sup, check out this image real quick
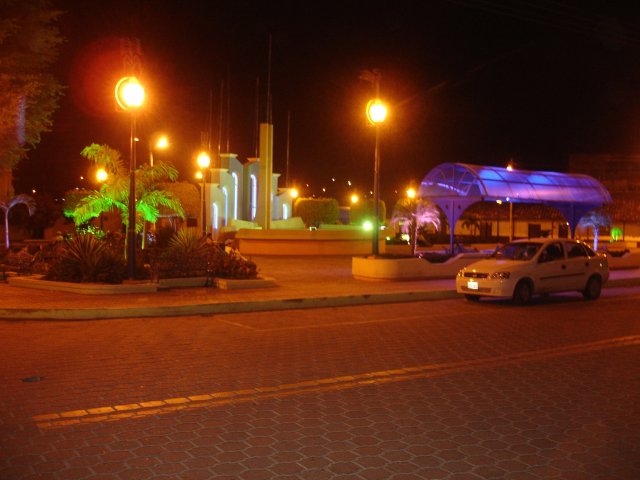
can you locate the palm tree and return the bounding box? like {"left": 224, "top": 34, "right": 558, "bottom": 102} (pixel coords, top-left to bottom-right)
{"left": 65, "top": 143, "right": 185, "bottom": 251}
{"left": 391, "top": 198, "right": 441, "bottom": 255}
{"left": 459, "top": 212, "right": 481, "bottom": 238}
{"left": 1, "top": 194, "right": 36, "bottom": 249}
{"left": 579, "top": 208, "right": 611, "bottom": 252}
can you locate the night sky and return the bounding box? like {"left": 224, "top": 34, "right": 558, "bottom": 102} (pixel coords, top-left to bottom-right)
{"left": 14, "top": 0, "right": 640, "bottom": 207}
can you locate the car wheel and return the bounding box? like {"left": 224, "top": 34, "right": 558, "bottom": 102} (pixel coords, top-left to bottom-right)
{"left": 512, "top": 280, "right": 533, "bottom": 305}
{"left": 582, "top": 275, "right": 602, "bottom": 300}
{"left": 464, "top": 294, "right": 481, "bottom": 302}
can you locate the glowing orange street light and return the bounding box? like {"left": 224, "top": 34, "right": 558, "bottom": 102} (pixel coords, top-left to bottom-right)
{"left": 96, "top": 168, "right": 108, "bottom": 183}
{"left": 115, "top": 76, "right": 145, "bottom": 279}
{"left": 366, "top": 98, "right": 388, "bottom": 256}
{"left": 351, "top": 193, "right": 360, "bottom": 204}
{"left": 149, "top": 135, "right": 169, "bottom": 166}
{"left": 197, "top": 151, "right": 211, "bottom": 235}
{"left": 290, "top": 187, "right": 299, "bottom": 199}
{"left": 406, "top": 187, "right": 416, "bottom": 199}
{"left": 366, "top": 99, "right": 388, "bottom": 125}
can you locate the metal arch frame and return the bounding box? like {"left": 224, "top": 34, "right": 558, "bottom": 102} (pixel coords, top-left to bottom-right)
{"left": 418, "top": 163, "right": 612, "bottom": 253}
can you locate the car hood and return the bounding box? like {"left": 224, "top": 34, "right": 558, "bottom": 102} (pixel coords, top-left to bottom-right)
{"left": 464, "top": 258, "right": 527, "bottom": 272}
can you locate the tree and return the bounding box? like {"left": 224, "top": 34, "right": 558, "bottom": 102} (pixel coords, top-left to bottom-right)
{"left": 0, "top": 0, "right": 64, "bottom": 200}
{"left": 1, "top": 193, "right": 35, "bottom": 248}
{"left": 391, "top": 198, "right": 440, "bottom": 255}
{"left": 459, "top": 212, "right": 481, "bottom": 237}
{"left": 579, "top": 208, "right": 611, "bottom": 252}
{"left": 65, "top": 144, "right": 186, "bottom": 251}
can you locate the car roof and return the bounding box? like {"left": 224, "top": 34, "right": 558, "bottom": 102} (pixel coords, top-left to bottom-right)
{"left": 510, "top": 238, "right": 586, "bottom": 246}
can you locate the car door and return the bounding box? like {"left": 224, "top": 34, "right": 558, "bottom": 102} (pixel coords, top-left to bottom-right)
{"left": 562, "top": 241, "right": 592, "bottom": 289}
{"left": 534, "top": 242, "right": 569, "bottom": 293}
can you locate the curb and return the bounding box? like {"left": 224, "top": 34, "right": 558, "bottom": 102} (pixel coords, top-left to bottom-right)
{"left": 0, "top": 290, "right": 460, "bottom": 321}
{"left": 1, "top": 276, "right": 638, "bottom": 321}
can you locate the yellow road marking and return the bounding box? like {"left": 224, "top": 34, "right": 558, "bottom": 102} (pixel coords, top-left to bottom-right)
{"left": 33, "top": 335, "right": 640, "bottom": 429}
{"left": 219, "top": 312, "right": 460, "bottom": 332}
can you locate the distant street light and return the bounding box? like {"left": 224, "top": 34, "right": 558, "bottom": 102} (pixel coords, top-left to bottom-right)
{"left": 197, "top": 151, "right": 211, "bottom": 236}
{"left": 96, "top": 168, "right": 108, "bottom": 183}
{"left": 406, "top": 187, "right": 416, "bottom": 199}
{"left": 115, "top": 76, "right": 145, "bottom": 279}
{"left": 366, "top": 98, "right": 388, "bottom": 256}
{"left": 149, "top": 135, "right": 169, "bottom": 167}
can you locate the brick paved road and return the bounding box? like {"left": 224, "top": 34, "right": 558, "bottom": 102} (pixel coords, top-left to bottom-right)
{"left": 1, "top": 289, "right": 639, "bottom": 479}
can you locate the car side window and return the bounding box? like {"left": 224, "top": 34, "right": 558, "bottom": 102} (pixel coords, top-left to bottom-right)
{"left": 539, "top": 243, "right": 564, "bottom": 263}
{"left": 567, "top": 243, "right": 588, "bottom": 258}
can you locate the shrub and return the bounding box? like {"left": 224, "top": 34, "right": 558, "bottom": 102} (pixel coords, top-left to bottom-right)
{"left": 293, "top": 198, "right": 339, "bottom": 228}
{"left": 153, "top": 228, "right": 209, "bottom": 278}
{"left": 3, "top": 247, "right": 35, "bottom": 274}
{"left": 208, "top": 247, "right": 258, "bottom": 279}
{"left": 44, "top": 234, "right": 127, "bottom": 283}
{"left": 349, "top": 199, "right": 386, "bottom": 226}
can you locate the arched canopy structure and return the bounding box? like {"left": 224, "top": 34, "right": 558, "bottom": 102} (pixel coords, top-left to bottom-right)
{"left": 418, "top": 163, "right": 612, "bottom": 252}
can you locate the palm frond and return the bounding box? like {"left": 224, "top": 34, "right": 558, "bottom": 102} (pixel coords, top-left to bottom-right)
{"left": 81, "top": 143, "right": 126, "bottom": 175}
{"left": 68, "top": 192, "right": 119, "bottom": 226}
{"left": 137, "top": 162, "right": 180, "bottom": 187}
{"left": 141, "top": 190, "right": 185, "bottom": 219}
{"left": 1, "top": 194, "right": 37, "bottom": 216}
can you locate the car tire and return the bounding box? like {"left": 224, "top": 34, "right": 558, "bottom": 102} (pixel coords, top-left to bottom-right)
{"left": 512, "top": 280, "right": 533, "bottom": 305}
{"left": 464, "top": 294, "right": 481, "bottom": 302}
{"left": 582, "top": 275, "right": 602, "bottom": 300}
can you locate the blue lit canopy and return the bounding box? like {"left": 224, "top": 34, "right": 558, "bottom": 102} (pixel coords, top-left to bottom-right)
{"left": 419, "top": 163, "right": 612, "bottom": 251}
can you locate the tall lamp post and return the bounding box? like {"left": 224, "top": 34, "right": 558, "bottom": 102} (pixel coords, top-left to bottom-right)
{"left": 366, "top": 98, "right": 388, "bottom": 256}
{"left": 197, "top": 151, "right": 211, "bottom": 236}
{"left": 96, "top": 168, "right": 108, "bottom": 231}
{"left": 115, "top": 76, "right": 145, "bottom": 279}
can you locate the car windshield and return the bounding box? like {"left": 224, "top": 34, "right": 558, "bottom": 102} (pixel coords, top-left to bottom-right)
{"left": 491, "top": 242, "right": 542, "bottom": 261}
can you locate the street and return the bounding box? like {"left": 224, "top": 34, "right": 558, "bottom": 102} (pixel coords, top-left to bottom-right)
{"left": 1, "top": 288, "right": 640, "bottom": 479}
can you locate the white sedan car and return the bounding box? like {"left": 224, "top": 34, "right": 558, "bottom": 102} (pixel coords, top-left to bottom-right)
{"left": 456, "top": 238, "right": 609, "bottom": 304}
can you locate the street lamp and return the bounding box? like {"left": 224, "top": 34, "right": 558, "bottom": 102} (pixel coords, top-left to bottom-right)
{"left": 115, "top": 76, "right": 144, "bottom": 280}
{"left": 197, "top": 151, "right": 211, "bottom": 236}
{"left": 496, "top": 199, "right": 502, "bottom": 241}
{"left": 149, "top": 135, "right": 169, "bottom": 166}
{"left": 366, "top": 98, "right": 388, "bottom": 256}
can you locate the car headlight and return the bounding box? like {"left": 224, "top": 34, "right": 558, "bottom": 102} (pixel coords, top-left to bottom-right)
{"left": 490, "top": 271, "right": 510, "bottom": 279}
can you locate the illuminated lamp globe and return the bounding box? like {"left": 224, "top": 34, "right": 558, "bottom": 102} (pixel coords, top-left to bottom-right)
{"left": 366, "top": 99, "right": 388, "bottom": 125}
{"left": 115, "top": 76, "right": 145, "bottom": 110}
{"left": 96, "top": 168, "right": 108, "bottom": 183}
{"left": 156, "top": 136, "right": 169, "bottom": 150}
{"left": 290, "top": 188, "right": 299, "bottom": 199}
{"left": 197, "top": 151, "right": 211, "bottom": 170}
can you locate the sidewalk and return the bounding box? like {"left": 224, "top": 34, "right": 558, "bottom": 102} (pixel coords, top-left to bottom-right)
{"left": 1, "top": 256, "right": 639, "bottom": 320}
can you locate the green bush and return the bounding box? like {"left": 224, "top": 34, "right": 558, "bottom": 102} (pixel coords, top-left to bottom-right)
{"left": 349, "top": 199, "right": 386, "bottom": 226}
{"left": 293, "top": 197, "right": 339, "bottom": 227}
{"left": 44, "top": 234, "right": 127, "bottom": 283}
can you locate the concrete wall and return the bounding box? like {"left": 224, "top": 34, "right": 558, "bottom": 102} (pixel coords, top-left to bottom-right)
{"left": 236, "top": 229, "right": 384, "bottom": 256}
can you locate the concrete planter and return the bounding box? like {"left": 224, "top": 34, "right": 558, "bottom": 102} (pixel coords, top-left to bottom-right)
{"left": 158, "top": 276, "right": 208, "bottom": 288}
{"left": 8, "top": 275, "right": 158, "bottom": 294}
{"left": 352, "top": 253, "right": 488, "bottom": 281}
{"left": 214, "top": 276, "right": 277, "bottom": 290}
